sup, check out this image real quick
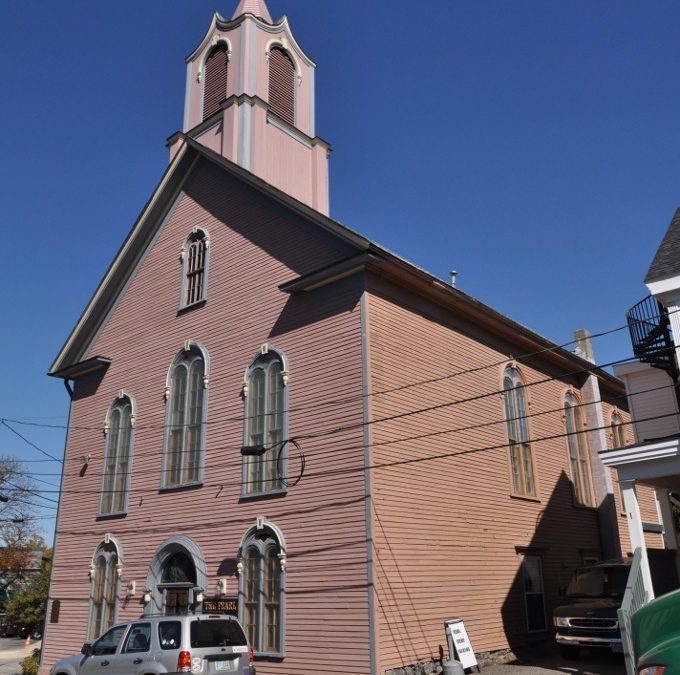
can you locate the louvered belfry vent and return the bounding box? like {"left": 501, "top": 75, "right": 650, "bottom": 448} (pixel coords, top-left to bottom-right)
{"left": 268, "top": 47, "right": 295, "bottom": 126}
{"left": 203, "top": 45, "right": 229, "bottom": 121}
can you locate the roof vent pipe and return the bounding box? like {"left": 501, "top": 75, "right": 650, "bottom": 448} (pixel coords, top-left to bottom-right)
{"left": 450, "top": 271, "right": 458, "bottom": 288}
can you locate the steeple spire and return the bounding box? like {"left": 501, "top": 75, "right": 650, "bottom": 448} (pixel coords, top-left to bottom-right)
{"left": 232, "top": 0, "right": 272, "bottom": 23}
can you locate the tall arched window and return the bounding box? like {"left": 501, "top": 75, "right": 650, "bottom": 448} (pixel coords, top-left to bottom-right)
{"left": 502, "top": 366, "right": 535, "bottom": 497}
{"left": 203, "top": 44, "right": 229, "bottom": 120}
{"left": 89, "top": 541, "right": 120, "bottom": 640}
{"left": 564, "top": 392, "right": 594, "bottom": 506}
{"left": 239, "top": 527, "right": 284, "bottom": 657}
{"left": 268, "top": 47, "right": 295, "bottom": 126}
{"left": 611, "top": 412, "right": 626, "bottom": 449}
{"left": 100, "top": 395, "right": 134, "bottom": 515}
{"left": 243, "top": 349, "right": 287, "bottom": 496}
{"left": 180, "top": 229, "right": 209, "bottom": 308}
{"left": 163, "top": 344, "right": 208, "bottom": 488}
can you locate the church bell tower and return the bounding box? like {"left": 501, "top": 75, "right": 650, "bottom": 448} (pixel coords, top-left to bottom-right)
{"left": 170, "top": 0, "right": 330, "bottom": 215}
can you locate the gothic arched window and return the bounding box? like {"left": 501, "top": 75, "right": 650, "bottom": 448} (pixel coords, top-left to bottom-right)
{"left": 240, "top": 528, "right": 284, "bottom": 656}
{"left": 268, "top": 47, "right": 295, "bottom": 126}
{"left": 243, "top": 349, "right": 287, "bottom": 496}
{"left": 502, "top": 366, "right": 535, "bottom": 497}
{"left": 100, "top": 394, "right": 134, "bottom": 515}
{"left": 180, "top": 229, "right": 209, "bottom": 308}
{"left": 611, "top": 412, "right": 626, "bottom": 449}
{"left": 163, "top": 344, "right": 208, "bottom": 488}
{"left": 564, "top": 392, "right": 594, "bottom": 506}
{"left": 203, "top": 44, "right": 229, "bottom": 120}
{"left": 89, "top": 541, "right": 120, "bottom": 641}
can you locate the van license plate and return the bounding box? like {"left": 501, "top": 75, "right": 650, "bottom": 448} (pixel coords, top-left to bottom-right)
{"left": 214, "top": 661, "right": 236, "bottom": 672}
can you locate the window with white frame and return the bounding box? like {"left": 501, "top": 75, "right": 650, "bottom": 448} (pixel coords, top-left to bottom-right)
{"left": 611, "top": 412, "right": 626, "bottom": 449}
{"left": 564, "top": 392, "right": 594, "bottom": 506}
{"left": 100, "top": 395, "right": 134, "bottom": 515}
{"left": 243, "top": 350, "right": 287, "bottom": 496}
{"left": 521, "top": 554, "right": 546, "bottom": 631}
{"left": 163, "top": 345, "right": 208, "bottom": 488}
{"left": 180, "top": 230, "right": 209, "bottom": 308}
{"left": 240, "top": 528, "right": 284, "bottom": 656}
{"left": 502, "top": 365, "right": 536, "bottom": 497}
{"left": 89, "top": 541, "right": 119, "bottom": 641}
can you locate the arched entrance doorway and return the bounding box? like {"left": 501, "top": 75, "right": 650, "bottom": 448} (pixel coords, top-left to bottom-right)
{"left": 145, "top": 536, "right": 208, "bottom": 615}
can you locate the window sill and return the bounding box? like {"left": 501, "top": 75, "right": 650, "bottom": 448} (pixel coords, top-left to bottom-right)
{"left": 239, "top": 488, "right": 287, "bottom": 502}
{"left": 96, "top": 511, "right": 127, "bottom": 521}
{"left": 160, "top": 482, "right": 203, "bottom": 494}
{"left": 177, "top": 299, "right": 207, "bottom": 315}
{"left": 510, "top": 493, "right": 541, "bottom": 504}
{"left": 253, "top": 652, "right": 284, "bottom": 661}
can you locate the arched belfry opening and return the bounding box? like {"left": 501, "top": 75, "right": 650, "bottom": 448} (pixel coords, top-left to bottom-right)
{"left": 203, "top": 44, "right": 229, "bottom": 120}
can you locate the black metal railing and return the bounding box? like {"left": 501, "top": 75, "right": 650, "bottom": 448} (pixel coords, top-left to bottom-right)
{"left": 626, "top": 295, "right": 675, "bottom": 371}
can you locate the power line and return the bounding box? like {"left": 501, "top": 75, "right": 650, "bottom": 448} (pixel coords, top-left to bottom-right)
{"left": 4, "top": 350, "right": 676, "bottom": 484}
{"left": 0, "top": 419, "right": 63, "bottom": 463}
{"left": 0, "top": 315, "right": 641, "bottom": 434}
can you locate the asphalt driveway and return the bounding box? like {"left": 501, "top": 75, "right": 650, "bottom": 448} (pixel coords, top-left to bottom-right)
{"left": 483, "top": 646, "right": 625, "bottom": 675}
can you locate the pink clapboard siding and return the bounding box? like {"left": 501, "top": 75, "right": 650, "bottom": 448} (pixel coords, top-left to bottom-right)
{"left": 44, "top": 159, "right": 372, "bottom": 675}
{"left": 362, "top": 276, "right": 618, "bottom": 672}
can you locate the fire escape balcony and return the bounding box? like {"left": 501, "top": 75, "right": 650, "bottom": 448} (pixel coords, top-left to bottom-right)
{"left": 626, "top": 295, "right": 677, "bottom": 378}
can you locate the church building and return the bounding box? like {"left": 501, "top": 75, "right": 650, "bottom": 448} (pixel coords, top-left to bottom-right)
{"left": 42, "top": 2, "right": 662, "bottom": 673}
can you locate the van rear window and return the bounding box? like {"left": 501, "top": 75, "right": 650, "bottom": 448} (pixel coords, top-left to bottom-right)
{"left": 190, "top": 619, "right": 247, "bottom": 648}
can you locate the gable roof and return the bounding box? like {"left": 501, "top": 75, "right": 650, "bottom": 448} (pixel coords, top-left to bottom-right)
{"left": 49, "top": 136, "right": 625, "bottom": 397}
{"left": 645, "top": 207, "right": 680, "bottom": 285}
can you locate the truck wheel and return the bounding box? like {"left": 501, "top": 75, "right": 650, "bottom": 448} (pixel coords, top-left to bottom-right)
{"left": 559, "top": 645, "right": 580, "bottom": 659}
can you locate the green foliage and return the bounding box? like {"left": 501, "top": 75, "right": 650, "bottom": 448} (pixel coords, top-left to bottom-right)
{"left": 6, "top": 551, "right": 51, "bottom": 633}
{"left": 21, "top": 648, "right": 40, "bottom": 675}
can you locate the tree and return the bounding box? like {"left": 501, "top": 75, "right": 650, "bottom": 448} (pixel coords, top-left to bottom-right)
{"left": 0, "top": 457, "right": 45, "bottom": 603}
{"left": 6, "top": 549, "right": 50, "bottom": 636}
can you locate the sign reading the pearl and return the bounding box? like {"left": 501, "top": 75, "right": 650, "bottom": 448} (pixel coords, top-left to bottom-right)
{"left": 202, "top": 597, "right": 238, "bottom": 615}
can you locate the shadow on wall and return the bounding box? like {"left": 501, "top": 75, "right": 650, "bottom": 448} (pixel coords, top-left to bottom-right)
{"left": 500, "top": 471, "right": 619, "bottom": 654}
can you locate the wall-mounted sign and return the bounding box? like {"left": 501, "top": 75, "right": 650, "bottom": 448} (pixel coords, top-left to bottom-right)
{"left": 202, "top": 597, "right": 238, "bottom": 616}
{"left": 444, "top": 617, "right": 478, "bottom": 670}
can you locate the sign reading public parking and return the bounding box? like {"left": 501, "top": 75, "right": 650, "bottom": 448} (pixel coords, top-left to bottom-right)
{"left": 444, "top": 617, "right": 478, "bottom": 670}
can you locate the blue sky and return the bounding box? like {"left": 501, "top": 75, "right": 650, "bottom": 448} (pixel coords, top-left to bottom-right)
{"left": 3, "top": 0, "right": 680, "bottom": 542}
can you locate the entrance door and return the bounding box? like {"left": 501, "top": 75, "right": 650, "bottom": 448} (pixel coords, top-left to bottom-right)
{"left": 164, "top": 588, "right": 190, "bottom": 615}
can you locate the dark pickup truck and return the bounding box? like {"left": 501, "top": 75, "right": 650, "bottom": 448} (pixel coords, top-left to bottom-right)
{"left": 553, "top": 559, "right": 631, "bottom": 658}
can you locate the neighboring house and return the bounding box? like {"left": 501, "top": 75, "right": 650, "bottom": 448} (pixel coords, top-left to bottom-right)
{"left": 0, "top": 548, "right": 43, "bottom": 610}
{"left": 603, "top": 209, "right": 680, "bottom": 600}
{"left": 41, "top": 2, "right": 659, "bottom": 674}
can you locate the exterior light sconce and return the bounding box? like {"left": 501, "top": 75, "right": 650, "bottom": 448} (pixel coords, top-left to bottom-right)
{"left": 143, "top": 589, "right": 152, "bottom": 604}
{"left": 103, "top": 420, "right": 110, "bottom": 436}
{"left": 241, "top": 382, "right": 248, "bottom": 397}
{"left": 130, "top": 414, "right": 136, "bottom": 428}
{"left": 195, "top": 589, "right": 204, "bottom": 605}
{"left": 278, "top": 552, "right": 287, "bottom": 572}
{"left": 116, "top": 563, "right": 123, "bottom": 579}
{"left": 216, "top": 578, "right": 227, "bottom": 596}
{"left": 281, "top": 370, "right": 290, "bottom": 387}
{"left": 126, "top": 581, "right": 136, "bottom": 597}
{"left": 203, "top": 375, "right": 209, "bottom": 389}
{"left": 164, "top": 386, "right": 171, "bottom": 401}
{"left": 236, "top": 559, "right": 244, "bottom": 576}
{"left": 88, "top": 563, "right": 95, "bottom": 580}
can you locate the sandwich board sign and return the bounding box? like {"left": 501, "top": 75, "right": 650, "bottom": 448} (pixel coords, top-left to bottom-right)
{"left": 444, "top": 617, "right": 478, "bottom": 670}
